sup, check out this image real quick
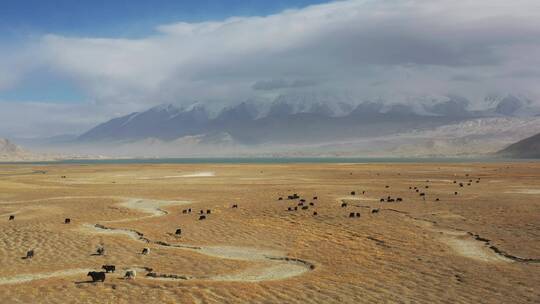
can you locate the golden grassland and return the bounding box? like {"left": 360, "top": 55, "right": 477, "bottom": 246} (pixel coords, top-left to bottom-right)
{"left": 0, "top": 162, "right": 539, "bottom": 303}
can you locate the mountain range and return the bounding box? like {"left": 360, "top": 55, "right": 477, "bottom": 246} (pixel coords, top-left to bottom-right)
{"left": 77, "top": 94, "right": 539, "bottom": 146}
{"left": 9, "top": 93, "right": 539, "bottom": 158}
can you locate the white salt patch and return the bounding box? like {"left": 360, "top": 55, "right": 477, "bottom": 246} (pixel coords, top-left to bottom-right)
{"left": 179, "top": 172, "right": 215, "bottom": 177}
{"left": 0, "top": 269, "right": 92, "bottom": 285}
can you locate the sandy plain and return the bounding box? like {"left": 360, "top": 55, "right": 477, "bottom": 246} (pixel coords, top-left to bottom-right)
{"left": 0, "top": 162, "right": 538, "bottom": 303}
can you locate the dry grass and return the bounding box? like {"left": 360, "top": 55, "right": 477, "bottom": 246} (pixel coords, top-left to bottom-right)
{"left": 0, "top": 163, "right": 539, "bottom": 303}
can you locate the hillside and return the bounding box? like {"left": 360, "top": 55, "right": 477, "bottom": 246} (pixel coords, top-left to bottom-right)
{"left": 498, "top": 132, "right": 540, "bottom": 158}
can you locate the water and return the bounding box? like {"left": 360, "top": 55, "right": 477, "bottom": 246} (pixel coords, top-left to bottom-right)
{"left": 2, "top": 156, "right": 535, "bottom": 165}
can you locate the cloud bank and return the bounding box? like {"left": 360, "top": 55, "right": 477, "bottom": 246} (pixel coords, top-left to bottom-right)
{"left": 1, "top": 0, "right": 540, "bottom": 137}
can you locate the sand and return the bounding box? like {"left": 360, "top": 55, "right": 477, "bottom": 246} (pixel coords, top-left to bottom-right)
{"left": 78, "top": 197, "right": 313, "bottom": 282}
{"left": 0, "top": 162, "right": 538, "bottom": 303}
{"left": 506, "top": 189, "right": 540, "bottom": 194}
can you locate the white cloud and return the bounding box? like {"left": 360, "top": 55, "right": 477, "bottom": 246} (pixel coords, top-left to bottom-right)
{"left": 2, "top": 0, "right": 540, "bottom": 137}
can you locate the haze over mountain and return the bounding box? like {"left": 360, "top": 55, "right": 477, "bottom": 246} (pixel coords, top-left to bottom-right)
{"left": 0, "top": 138, "right": 50, "bottom": 161}
{"left": 23, "top": 92, "right": 528, "bottom": 158}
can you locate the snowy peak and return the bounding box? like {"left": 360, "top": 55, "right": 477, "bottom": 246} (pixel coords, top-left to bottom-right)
{"left": 422, "top": 95, "right": 471, "bottom": 117}
{"left": 216, "top": 102, "right": 259, "bottom": 121}
{"left": 495, "top": 95, "right": 526, "bottom": 116}
{"left": 149, "top": 103, "right": 180, "bottom": 114}
{"left": 269, "top": 92, "right": 356, "bottom": 117}
{"left": 77, "top": 92, "right": 540, "bottom": 144}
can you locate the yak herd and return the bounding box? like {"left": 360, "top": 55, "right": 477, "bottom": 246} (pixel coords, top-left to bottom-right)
{"left": 282, "top": 173, "right": 481, "bottom": 221}
{"left": 6, "top": 172, "right": 481, "bottom": 283}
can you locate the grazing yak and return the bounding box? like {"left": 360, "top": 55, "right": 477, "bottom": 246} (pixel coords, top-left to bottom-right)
{"left": 101, "top": 265, "right": 115, "bottom": 273}
{"left": 372, "top": 208, "right": 380, "bottom": 214}
{"left": 64, "top": 218, "right": 71, "bottom": 224}
{"left": 349, "top": 212, "right": 355, "bottom": 218}
{"left": 182, "top": 209, "right": 187, "bottom": 214}
{"left": 380, "top": 198, "right": 385, "bottom": 202}
{"left": 356, "top": 212, "right": 361, "bottom": 217}
{"left": 96, "top": 247, "right": 105, "bottom": 256}
{"left": 142, "top": 248, "right": 150, "bottom": 255}
{"left": 301, "top": 206, "right": 308, "bottom": 210}
{"left": 232, "top": 204, "right": 238, "bottom": 208}
{"left": 288, "top": 194, "right": 300, "bottom": 200}
{"left": 199, "top": 215, "right": 206, "bottom": 220}
{"left": 206, "top": 209, "right": 211, "bottom": 214}
{"left": 313, "top": 196, "right": 318, "bottom": 200}
{"left": 175, "top": 228, "right": 182, "bottom": 236}
{"left": 309, "top": 202, "right": 314, "bottom": 206}
{"left": 341, "top": 202, "right": 348, "bottom": 208}
{"left": 124, "top": 270, "right": 136, "bottom": 279}
{"left": 200, "top": 210, "right": 204, "bottom": 214}
{"left": 278, "top": 197, "right": 283, "bottom": 201}
{"left": 396, "top": 198, "right": 403, "bottom": 202}
{"left": 87, "top": 271, "right": 106, "bottom": 282}
{"left": 350, "top": 191, "right": 356, "bottom": 196}
{"left": 26, "top": 250, "right": 34, "bottom": 259}
{"left": 313, "top": 211, "right": 318, "bottom": 216}
{"left": 9, "top": 215, "right": 14, "bottom": 220}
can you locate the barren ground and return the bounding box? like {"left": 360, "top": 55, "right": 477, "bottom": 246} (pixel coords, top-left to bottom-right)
{"left": 0, "top": 162, "right": 539, "bottom": 303}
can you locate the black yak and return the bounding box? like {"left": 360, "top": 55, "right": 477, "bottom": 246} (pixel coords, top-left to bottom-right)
{"left": 87, "top": 271, "right": 106, "bottom": 282}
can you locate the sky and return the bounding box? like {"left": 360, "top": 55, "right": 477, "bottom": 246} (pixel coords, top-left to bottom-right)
{"left": 1, "top": 0, "right": 540, "bottom": 138}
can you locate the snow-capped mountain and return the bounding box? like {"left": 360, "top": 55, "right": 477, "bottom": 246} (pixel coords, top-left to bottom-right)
{"left": 72, "top": 92, "right": 540, "bottom": 158}
{"left": 78, "top": 103, "right": 210, "bottom": 141}
{"left": 77, "top": 101, "right": 458, "bottom": 144}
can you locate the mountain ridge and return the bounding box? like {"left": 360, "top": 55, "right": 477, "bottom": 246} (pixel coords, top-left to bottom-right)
{"left": 77, "top": 93, "right": 539, "bottom": 145}
{"left": 497, "top": 132, "right": 540, "bottom": 158}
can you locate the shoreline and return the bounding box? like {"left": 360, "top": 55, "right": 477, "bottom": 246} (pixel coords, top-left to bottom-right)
{"left": 1, "top": 156, "right": 538, "bottom": 165}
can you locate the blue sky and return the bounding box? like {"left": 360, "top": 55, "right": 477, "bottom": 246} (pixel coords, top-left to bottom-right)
{"left": 0, "top": 0, "right": 329, "bottom": 38}
{"left": 0, "top": 0, "right": 330, "bottom": 103}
